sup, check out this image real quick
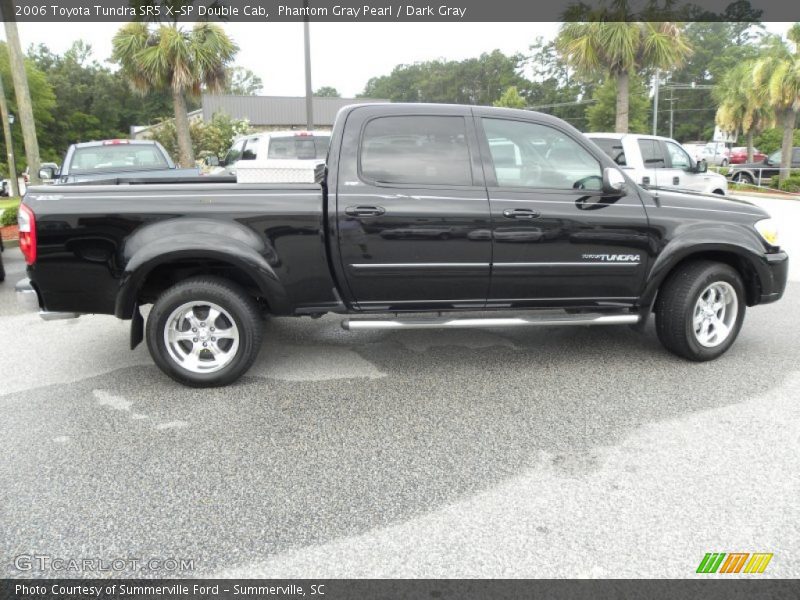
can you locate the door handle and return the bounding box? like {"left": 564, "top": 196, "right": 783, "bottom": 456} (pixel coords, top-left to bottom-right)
{"left": 345, "top": 205, "right": 386, "bottom": 217}
{"left": 673, "top": 176, "right": 680, "bottom": 185}
{"left": 502, "top": 208, "right": 541, "bottom": 220}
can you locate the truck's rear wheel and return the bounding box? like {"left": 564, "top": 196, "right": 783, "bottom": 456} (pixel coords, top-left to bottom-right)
{"left": 146, "top": 277, "right": 263, "bottom": 387}
{"left": 655, "top": 261, "right": 745, "bottom": 361}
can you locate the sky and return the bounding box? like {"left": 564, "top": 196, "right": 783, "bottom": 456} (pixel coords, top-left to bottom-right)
{"left": 4, "top": 21, "right": 792, "bottom": 98}
{"left": 8, "top": 22, "right": 559, "bottom": 96}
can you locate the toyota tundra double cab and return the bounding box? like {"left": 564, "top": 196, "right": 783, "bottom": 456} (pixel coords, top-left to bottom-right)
{"left": 16, "top": 104, "right": 788, "bottom": 387}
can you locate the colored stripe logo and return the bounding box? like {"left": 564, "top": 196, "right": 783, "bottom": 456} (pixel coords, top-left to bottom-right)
{"left": 697, "top": 553, "right": 773, "bottom": 574}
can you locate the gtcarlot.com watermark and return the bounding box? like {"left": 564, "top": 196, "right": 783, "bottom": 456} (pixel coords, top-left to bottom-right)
{"left": 14, "top": 554, "right": 195, "bottom": 573}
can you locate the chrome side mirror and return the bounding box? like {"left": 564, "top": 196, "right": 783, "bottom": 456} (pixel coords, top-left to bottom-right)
{"left": 602, "top": 167, "right": 626, "bottom": 194}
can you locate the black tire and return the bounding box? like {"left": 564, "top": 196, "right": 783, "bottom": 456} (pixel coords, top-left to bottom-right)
{"left": 0, "top": 252, "right": 5, "bottom": 283}
{"left": 655, "top": 261, "right": 745, "bottom": 361}
{"left": 146, "top": 276, "right": 263, "bottom": 387}
{"left": 733, "top": 172, "right": 753, "bottom": 185}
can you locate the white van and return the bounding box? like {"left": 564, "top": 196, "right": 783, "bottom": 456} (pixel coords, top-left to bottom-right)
{"left": 586, "top": 133, "right": 728, "bottom": 195}
{"left": 217, "top": 131, "right": 331, "bottom": 175}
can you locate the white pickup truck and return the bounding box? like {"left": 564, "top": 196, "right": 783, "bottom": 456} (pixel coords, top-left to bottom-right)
{"left": 586, "top": 133, "right": 728, "bottom": 196}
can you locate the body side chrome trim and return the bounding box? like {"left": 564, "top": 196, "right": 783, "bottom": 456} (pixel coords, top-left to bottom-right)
{"left": 350, "top": 262, "right": 490, "bottom": 269}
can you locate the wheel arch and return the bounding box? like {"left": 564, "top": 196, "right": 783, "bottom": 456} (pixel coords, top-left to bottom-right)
{"left": 115, "top": 220, "right": 291, "bottom": 320}
{"left": 642, "top": 244, "right": 766, "bottom": 313}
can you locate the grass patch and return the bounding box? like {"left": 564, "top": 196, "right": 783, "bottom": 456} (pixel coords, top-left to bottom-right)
{"left": 0, "top": 197, "right": 21, "bottom": 211}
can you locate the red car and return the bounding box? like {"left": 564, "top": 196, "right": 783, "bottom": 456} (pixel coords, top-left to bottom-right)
{"left": 728, "top": 146, "right": 767, "bottom": 164}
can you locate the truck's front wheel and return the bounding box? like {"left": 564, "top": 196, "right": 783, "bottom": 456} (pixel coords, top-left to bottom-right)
{"left": 146, "top": 277, "right": 263, "bottom": 387}
{"left": 655, "top": 261, "right": 745, "bottom": 361}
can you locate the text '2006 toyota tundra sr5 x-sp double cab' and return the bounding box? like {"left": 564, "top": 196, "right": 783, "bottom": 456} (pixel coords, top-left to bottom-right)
{"left": 16, "top": 104, "right": 788, "bottom": 387}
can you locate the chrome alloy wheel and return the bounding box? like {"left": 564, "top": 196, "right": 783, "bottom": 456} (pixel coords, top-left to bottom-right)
{"left": 692, "top": 281, "right": 738, "bottom": 348}
{"left": 163, "top": 301, "right": 240, "bottom": 373}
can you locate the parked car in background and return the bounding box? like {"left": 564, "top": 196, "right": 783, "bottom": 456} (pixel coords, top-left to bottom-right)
{"left": 728, "top": 147, "right": 800, "bottom": 185}
{"left": 728, "top": 147, "right": 767, "bottom": 165}
{"left": 212, "top": 130, "right": 331, "bottom": 175}
{"left": 586, "top": 133, "right": 728, "bottom": 195}
{"left": 682, "top": 141, "right": 707, "bottom": 162}
{"left": 40, "top": 140, "right": 199, "bottom": 184}
{"left": 702, "top": 141, "right": 731, "bottom": 167}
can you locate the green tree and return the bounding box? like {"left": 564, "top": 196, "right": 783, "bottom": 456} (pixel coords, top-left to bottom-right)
{"left": 754, "top": 127, "right": 800, "bottom": 155}
{"left": 521, "top": 37, "right": 594, "bottom": 130}
{"left": 224, "top": 66, "right": 263, "bottom": 95}
{"left": 0, "top": 42, "right": 55, "bottom": 174}
{"left": 29, "top": 42, "right": 177, "bottom": 160}
{"left": 751, "top": 24, "right": 800, "bottom": 180}
{"left": 112, "top": 22, "right": 238, "bottom": 167}
{"left": 586, "top": 74, "right": 650, "bottom": 133}
{"left": 1, "top": 3, "right": 44, "bottom": 183}
{"left": 314, "top": 86, "right": 341, "bottom": 97}
{"left": 667, "top": 22, "right": 764, "bottom": 142}
{"left": 493, "top": 86, "right": 526, "bottom": 108}
{"left": 360, "top": 50, "right": 530, "bottom": 106}
{"left": 714, "top": 61, "right": 774, "bottom": 162}
{"left": 556, "top": 22, "right": 691, "bottom": 132}
{"left": 147, "top": 112, "right": 251, "bottom": 162}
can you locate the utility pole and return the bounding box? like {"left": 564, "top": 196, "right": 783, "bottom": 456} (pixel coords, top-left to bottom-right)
{"left": 652, "top": 68, "right": 660, "bottom": 136}
{"left": 1, "top": 0, "right": 41, "bottom": 185}
{"left": 303, "top": 0, "right": 314, "bottom": 130}
{"left": 0, "top": 78, "right": 19, "bottom": 197}
{"left": 669, "top": 89, "right": 675, "bottom": 139}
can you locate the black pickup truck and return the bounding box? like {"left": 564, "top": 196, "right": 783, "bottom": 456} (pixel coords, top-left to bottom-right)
{"left": 16, "top": 104, "right": 788, "bottom": 387}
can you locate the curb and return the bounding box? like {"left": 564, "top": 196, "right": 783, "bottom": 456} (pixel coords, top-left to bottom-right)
{"left": 2, "top": 238, "right": 19, "bottom": 248}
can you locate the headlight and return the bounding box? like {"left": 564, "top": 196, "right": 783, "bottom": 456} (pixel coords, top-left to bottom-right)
{"left": 754, "top": 218, "right": 779, "bottom": 246}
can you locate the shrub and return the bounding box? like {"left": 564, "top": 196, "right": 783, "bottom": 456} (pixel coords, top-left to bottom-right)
{"left": 0, "top": 206, "right": 18, "bottom": 227}
{"left": 777, "top": 175, "right": 800, "bottom": 193}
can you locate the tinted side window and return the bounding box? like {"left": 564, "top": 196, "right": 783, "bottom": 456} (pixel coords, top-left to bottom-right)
{"left": 665, "top": 142, "right": 692, "bottom": 169}
{"left": 241, "top": 138, "right": 259, "bottom": 161}
{"left": 793, "top": 148, "right": 800, "bottom": 163}
{"left": 482, "top": 118, "right": 602, "bottom": 190}
{"left": 314, "top": 136, "right": 331, "bottom": 158}
{"left": 360, "top": 116, "right": 472, "bottom": 186}
{"left": 225, "top": 140, "right": 245, "bottom": 164}
{"left": 638, "top": 140, "right": 666, "bottom": 168}
{"left": 591, "top": 137, "right": 627, "bottom": 166}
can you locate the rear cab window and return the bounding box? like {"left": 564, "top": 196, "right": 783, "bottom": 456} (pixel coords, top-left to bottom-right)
{"left": 359, "top": 115, "right": 472, "bottom": 186}
{"left": 590, "top": 138, "right": 627, "bottom": 166}
{"left": 267, "top": 135, "right": 330, "bottom": 160}
{"left": 69, "top": 143, "right": 168, "bottom": 173}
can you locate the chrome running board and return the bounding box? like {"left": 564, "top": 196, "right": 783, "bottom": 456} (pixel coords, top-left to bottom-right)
{"left": 341, "top": 313, "right": 639, "bottom": 331}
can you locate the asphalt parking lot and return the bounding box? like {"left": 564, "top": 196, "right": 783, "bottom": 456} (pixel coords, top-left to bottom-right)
{"left": 1, "top": 195, "right": 799, "bottom": 579}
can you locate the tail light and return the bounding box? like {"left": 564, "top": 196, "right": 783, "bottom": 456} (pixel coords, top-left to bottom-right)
{"left": 18, "top": 204, "right": 37, "bottom": 265}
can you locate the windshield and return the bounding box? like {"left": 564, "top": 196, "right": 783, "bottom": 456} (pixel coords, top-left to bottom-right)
{"left": 69, "top": 144, "right": 169, "bottom": 173}
{"left": 768, "top": 150, "right": 780, "bottom": 164}
{"left": 267, "top": 136, "right": 330, "bottom": 160}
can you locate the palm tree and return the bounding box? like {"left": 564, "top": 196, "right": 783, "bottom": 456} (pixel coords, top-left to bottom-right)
{"left": 751, "top": 24, "right": 800, "bottom": 181}
{"left": 112, "top": 23, "right": 238, "bottom": 167}
{"left": 556, "top": 22, "right": 691, "bottom": 132}
{"left": 714, "top": 61, "right": 774, "bottom": 163}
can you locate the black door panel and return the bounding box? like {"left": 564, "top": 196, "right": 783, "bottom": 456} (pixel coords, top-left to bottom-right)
{"left": 335, "top": 106, "right": 491, "bottom": 310}
{"left": 475, "top": 113, "right": 652, "bottom": 308}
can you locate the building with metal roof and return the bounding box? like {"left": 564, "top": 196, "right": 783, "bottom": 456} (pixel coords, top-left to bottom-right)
{"left": 201, "top": 95, "right": 389, "bottom": 130}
